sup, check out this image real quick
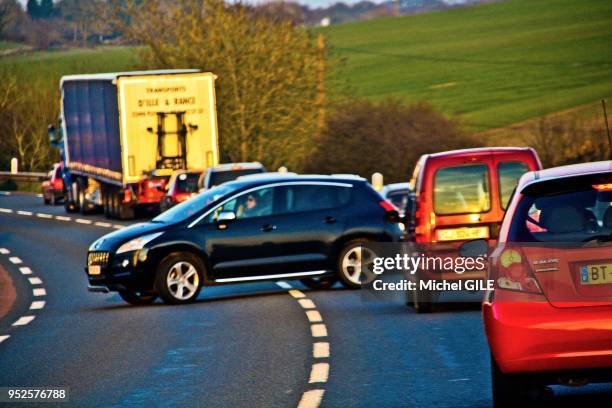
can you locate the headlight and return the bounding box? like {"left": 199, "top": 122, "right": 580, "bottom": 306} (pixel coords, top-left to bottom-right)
{"left": 116, "top": 232, "right": 164, "bottom": 254}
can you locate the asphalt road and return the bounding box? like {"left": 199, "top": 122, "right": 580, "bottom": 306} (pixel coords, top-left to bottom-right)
{"left": 1, "top": 193, "right": 611, "bottom": 407}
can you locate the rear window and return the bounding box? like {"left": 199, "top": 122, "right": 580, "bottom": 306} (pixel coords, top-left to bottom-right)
{"left": 508, "top": 175, "right": 612, "bottom": 243}
{"left": 176, "top": 173, "right": 200, "bottom": 193}
{"left": 434, "top": 164, "right": 491, "bottom": 215}
{"left": 498, "top": 161, "right": 529, "bottom": 210}
{"left": 209, "top": 169, "right": 264, "bottom": 188}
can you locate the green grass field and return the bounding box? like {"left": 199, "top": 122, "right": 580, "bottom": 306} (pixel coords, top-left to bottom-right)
{"left": 0, "top": 40, "right": 23, "bottom": 50}
{"left": 1, "top": 0, "right": 610, "bottom": 133}
{"left": 322, "top": 0, "right": 612, "bottom": 131}
{"left": 0, "top": 46, "right": 138, "bottom": 85}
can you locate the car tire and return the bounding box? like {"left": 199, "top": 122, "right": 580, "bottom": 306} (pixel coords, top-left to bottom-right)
{"left": 78, "top": 179, "right": 93, "bottom": 215}
{"left": 154, "top": 252, "right": 204, "bottom": 305}
{"left": 43, "top": 194, "right": 50, "bottom": 205}
{"left": 337, "top": 239, "right": 377, "bottom": 289}
{"left": 118, "top": 290, "right": 158, "bottom": 305}
{"left": 491, "top": 356, "right": 527, "bottom": 408}
{"left": 300, "top": 276, "right": 338, "bottom": 290}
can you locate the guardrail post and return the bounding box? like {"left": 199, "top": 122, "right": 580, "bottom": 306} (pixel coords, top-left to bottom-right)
{"left": 10, "top": 158, "right": 18, "bottom": 174}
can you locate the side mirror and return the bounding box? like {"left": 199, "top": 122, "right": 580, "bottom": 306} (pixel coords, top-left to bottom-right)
{"left": 459, "top": 239, "right": 488, "bottom": 258}
{"left": 217, "top": 211, "right": 236, "bottom": 223}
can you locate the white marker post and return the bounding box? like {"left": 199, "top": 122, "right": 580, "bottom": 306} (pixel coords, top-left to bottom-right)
{"left": 10, "top": 158, "right": 18, "bottom": 174}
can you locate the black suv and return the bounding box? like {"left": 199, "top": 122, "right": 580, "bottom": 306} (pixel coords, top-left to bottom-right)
{"left": 87, "top": 174, "right": 403, "bottom": 305}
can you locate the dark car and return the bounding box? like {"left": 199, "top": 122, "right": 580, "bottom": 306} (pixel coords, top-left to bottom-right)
{"left": 159, "top": 170, "right": 203, "bottom": 212}
{"left": 87, "top": 174, "right": 403, "bottom": 305}
{"left": 198, "top": 162, "right": 266, "bottom": 191}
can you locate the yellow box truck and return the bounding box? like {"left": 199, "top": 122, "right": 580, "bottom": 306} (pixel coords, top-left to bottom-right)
{"left": 52, "top": 70, "right": 219, "bottom": 219}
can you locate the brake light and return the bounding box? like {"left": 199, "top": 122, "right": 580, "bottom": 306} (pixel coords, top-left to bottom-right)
{"left": 379, "top": 201, "right": 400, "bottom": 223}
{"left": 592, "top": 183, "right": 612, "bottom": 191}
{"left": 495, "top": 248, "right": 542, "bottom": 294}
{"left": 122, "top": 189, "right": 133, "bottom": 204}
{"left": 53, "top": 179, "right": 63, "bottom": 190}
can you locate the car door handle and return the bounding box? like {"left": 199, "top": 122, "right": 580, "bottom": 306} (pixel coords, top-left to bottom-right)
{"left": 260, "top": 224, "right": 277, "bottom": 232}
{"left": 324, "top": 216, "right": 337, "bottom": 224}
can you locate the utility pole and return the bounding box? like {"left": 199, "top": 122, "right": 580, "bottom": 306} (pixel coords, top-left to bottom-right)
{"left": 316, "top": 33, "right": 326, "bottom": 138}
{"left": 603, "top": 99, "right": 612, "bottom": 159}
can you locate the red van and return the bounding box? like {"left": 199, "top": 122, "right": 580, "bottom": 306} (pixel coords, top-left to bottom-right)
{"left": 406, "top": 147, "right": 542, "bottom": 312}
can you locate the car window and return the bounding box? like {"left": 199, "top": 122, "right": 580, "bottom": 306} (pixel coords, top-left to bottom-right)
{"left": 209, "top": 169, "right": 264, "bottom": 188}
{"left": 386, "top": 190, "right": 409, "bottom": 210}
{"left": 434, "top": 164, "right": 491, "bottom": 215}
{"left": 498, "top": 161, "right": 529, "bottom": 210}
{"left": 208, "top": 187, "right": 275, "bottom": 222}
{"left": 509, "top": 179, "right": 612, "bottom": 242}
{"left": 277, "top": 185, "right": 351, "bottom": 214}
{"left": 176, "top": 173, "right": 200, "bottom": 193}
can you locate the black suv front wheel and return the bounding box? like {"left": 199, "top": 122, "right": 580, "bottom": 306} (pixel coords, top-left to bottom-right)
{"left": 155, "top": 252, "right": 204, "bottom": 305}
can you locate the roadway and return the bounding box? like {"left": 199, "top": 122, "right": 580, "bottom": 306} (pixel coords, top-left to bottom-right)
{"left": 0, "top": 193, "right": 610, "bottom": 407}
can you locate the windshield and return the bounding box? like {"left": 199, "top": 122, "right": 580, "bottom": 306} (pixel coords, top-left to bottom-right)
{"left": 209, "top": 169, "right": 264, "bottom": 188}
{"left": 509, "top": 175, "right": 612, "bottom": 243}
{"left": 153, "top": 183, "right": 240, "bottom": 224}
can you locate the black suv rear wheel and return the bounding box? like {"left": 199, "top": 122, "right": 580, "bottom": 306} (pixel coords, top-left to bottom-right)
{"left": 118, "top": 290, "right": 158, "bottom": 305}
{"left": 337, "top": 239, "right": 377, "bottom": 289}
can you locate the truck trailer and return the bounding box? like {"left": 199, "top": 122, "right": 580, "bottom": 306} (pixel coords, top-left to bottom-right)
{"left": 50, "top": 70, "right": 219, "bottom": 219}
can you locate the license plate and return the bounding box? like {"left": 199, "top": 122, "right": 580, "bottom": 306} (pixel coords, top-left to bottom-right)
{"left": 89, "top": 265, "right": 101, "bottom": 276}
{"left": 580, "top": 263, "right": 612, "bottom": 285}
{"left": 436, "top": 226, "right": 489, "bottom": 242}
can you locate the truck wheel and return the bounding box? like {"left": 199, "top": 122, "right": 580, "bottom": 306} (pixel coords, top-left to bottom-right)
{"left": 78, "top": 179, "right": 94, "bottom": 215}
{"left": 66, "top": 182, "right": 80, "bottom": 213}
{"left": 154, "top": 252, "right": 204, "bottom": 305}
{"left": 103, "top": 192, "right": 111, "bottom": 218}
{"left": 117, "top": 202, "right": 135, "bottom": 220}
{"left": 118, "top": 290, "right": 158, "bottom": 305}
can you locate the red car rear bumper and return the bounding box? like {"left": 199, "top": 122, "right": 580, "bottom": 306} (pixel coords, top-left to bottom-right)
{"left": 484, "top": 299, "right": 612, "bottom": 374}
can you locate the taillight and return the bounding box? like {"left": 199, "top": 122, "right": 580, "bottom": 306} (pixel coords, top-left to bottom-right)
{"left": 494, "top": 248, "right": 542, "bottom": 294}
{"left": 379, "top": 201, "right": 400, "bottom": 223}
{"left": 53, "top": 179, "right": 63, "bottom": 190}
{"left": 122, "top": 189, "right": 133, "bottom": 204}
{"left": 175, "top": 193, "right": 192, "bottom": 203}
{"left": 592, "top": 183, "right": 612, "bottom": 191}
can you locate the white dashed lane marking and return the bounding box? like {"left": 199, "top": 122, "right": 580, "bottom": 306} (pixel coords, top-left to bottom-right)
{"left": 94, "top": 222, "right": 112, "bottom": 227}
{"left": 12, "top": 316, "right": 35, "bottom": 326}
{"left": 298, "top": 299, "right": 316, "bottom": 309}
{"left": 30, "top": 301, "right": 46, "bottom": 310}
{"left": 75, "top": 219, "right": 92, "bottom": 225}
{"left": 0, "top": 248, "right": 9, "bottom": 254}
{"left": 309, "top": 363, "right": 329, "bottom": 384}
{"left": 0, "top": 335, "right": 9, "bottom": 343}
{"left": 36, "top": 213, "right": 53, "bottom": 219}
{"left": 55, "top": 216, "right": 71, "bottom": 221}
{"left": 0, "top": 205, "right": 124, "bottom": 230}
{"left": 33, "top": 288, "right": 46, "bottom": 297}
{"left": 310, "top": 324, "right": 328, "bottom": 338}
{"left": 28, "top": 277, "right": 43, "bottom": 285}
{"left": 8, "top": 257, "right": 22, "bottom": 264}
{"left": 0, "top": 208, "right": 13, "bottom": 213}
{"left": 297, "top": 390, "right": 325, "bottom": 408}
{"left": 19, "top": 267, "right": 32, "bottom": 275}
{"left": 274, "top": 281, "right": 330, "bottom": 408}
{"left": 313, "top": 342, "right": 329, "bottom": 359}
{"left": 305, "top": 310, "right": 323, "bottom": 323}
{"left": 17, "top": 210, "right": 32, "bottom": 216}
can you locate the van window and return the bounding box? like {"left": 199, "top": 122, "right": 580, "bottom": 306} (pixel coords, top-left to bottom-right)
{"left": 434, "top": 164, "right": 490, "bottom": 215}
{"left": 498, "top": 161, "right": 529, "bottom": 210}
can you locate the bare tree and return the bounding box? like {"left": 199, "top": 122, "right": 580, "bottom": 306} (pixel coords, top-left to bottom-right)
{"left": 117, "top": 0, "right": 327, "bottom": 171}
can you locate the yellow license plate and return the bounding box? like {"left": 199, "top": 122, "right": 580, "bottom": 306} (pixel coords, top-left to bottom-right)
{"left": 436, "top": 226, "right": 489, "bottom": 242}
{"left": 580, "top": 263, "right": 612, "bottom": 285}
{"left": 89, "top": 265, "right": 101, "bottom": 276}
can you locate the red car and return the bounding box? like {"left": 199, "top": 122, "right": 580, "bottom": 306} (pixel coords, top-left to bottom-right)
{"left": 468, "top": 161, "right": 612, "bottom": 407}
{"left": 407, "top": 147, "right": 542, "bottom": 312}
{"left": 159, "top": 170, "right": 202, "bottom": 212}
{"left": 41, "top": 163, "right": 64, "bottom": 205}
